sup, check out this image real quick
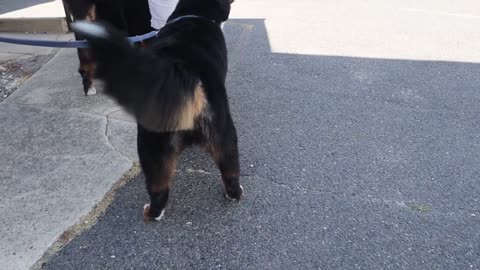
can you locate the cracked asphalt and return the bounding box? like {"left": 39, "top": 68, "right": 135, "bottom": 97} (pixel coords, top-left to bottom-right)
{"left": 42, "top": 0, "right": 480, "bottom": 269}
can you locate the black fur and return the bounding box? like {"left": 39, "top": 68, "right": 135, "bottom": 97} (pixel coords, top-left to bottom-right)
{"left": 63, "top": 0, "right": 152, "bottom": 95}
{"left": 72, "top": 0, "right": 242, "bottom": 221}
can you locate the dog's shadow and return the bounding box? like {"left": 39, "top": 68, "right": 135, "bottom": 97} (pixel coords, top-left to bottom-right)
{"left": 106, "top": 147, "right": 253, "bottom": 228}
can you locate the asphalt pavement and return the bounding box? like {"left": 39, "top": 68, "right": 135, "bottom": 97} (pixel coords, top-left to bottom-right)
{"left": 38, "top": 0, "right": 480, "bottom": 269}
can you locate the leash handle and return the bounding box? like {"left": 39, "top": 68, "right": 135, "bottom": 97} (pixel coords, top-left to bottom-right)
{"left": 0, "top": 30, "right": 158, "bottom": 48}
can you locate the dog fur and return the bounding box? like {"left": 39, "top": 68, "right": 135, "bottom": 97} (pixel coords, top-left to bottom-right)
{"left": 63, "top": 0, "right": 152, "bottom": 95}
{"left": 72, "top": 0, "right": 242, "bottom": 221}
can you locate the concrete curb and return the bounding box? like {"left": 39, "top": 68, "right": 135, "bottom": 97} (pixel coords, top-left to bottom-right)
{"left": 0, "top": 48, "right": 138, "bottom": 269}
{"left": 0, "top": 17, "right": 68, "bottom": 33}
{"left": 32, "top": 163, "right": 142, "bottom": 270}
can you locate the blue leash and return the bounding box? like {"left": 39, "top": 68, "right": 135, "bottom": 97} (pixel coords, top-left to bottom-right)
{"left": 0, "top": 15, "right": 215, "bottom": 49}
{"left": 0, "top": 30, "right": 158, "bottom": 48}
{"left": 166, "top": 14, "right": 215, "bottom": 25}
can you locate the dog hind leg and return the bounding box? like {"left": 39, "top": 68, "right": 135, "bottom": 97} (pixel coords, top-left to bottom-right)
{"left": 71, "top": 3, "right": 97, "bottom": 95}
{"left": 137, "top": 125, "right": 177, "bottom": 221}
{"left": 207, "top": 117, "right": 243, "bottom": 200}
{"left": 76, "top": 45, "right": 96, "bottom": 96}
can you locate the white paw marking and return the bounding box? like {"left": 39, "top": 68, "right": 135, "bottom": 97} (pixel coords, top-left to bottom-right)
{"left": 225, "top": 185, "right": 243, "bottom": 200}
{"left": 71, "top": 22, "right": 109, "bottom": 39}
{"left": 86, "top": 86, "right": 97, "bottom": 96}
{"left": 143, "top": 204, "right": 165, "bottom": 221}
{"left": 156, "top": 209, "right": 165, "bottom": 221}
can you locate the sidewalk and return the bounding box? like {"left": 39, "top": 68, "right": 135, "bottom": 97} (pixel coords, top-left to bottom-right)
{"left": 0, "top": 39, "right": 138, "bottom": 269}
{"left": 0, "top": 0, "right": 67, "bottom": 33}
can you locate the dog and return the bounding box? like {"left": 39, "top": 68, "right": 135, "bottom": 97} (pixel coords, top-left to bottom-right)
{"left": 62, "top": 0, "right": 152, "bottom": 95}
{"left": 71, "top": 0, "right": 242, "bottom": 221}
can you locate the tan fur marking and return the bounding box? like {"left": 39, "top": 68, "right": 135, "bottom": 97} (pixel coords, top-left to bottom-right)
{"left": 79, "top": 63, "right": 96, "bottom": 80}
{"left": 87, "top": 63, "right": 95, "bottom": 78}
{"left": 150, "top": 156, "right": 176, "bottom": 193}
{"left": 176, "top": 84, "right": 207, "bottom": 130}
{"left": 85, "top": 5, "right": 96, "bottom": 21}
{"left": 222, "top": 171, "right": 240, "bottom": 178}
{"left": 143, "top": 204, "right": 152, "bottom": 221}
{"left": 206, "top": 144, "right": 222, "bottom": 164}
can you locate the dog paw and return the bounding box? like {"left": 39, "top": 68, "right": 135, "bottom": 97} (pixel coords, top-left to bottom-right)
{"left": 143, "top": 204, "right": 165, "bottom": 222}
{"left": 225, "top": 185, "right": 244, "bottom": 201}
{"left": 85, "top": 86, "right": 97, "bottom": 96}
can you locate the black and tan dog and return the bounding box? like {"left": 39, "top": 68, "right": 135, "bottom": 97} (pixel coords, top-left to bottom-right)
{"left": 72, "top": 0, "right": 241, "bottom": 221}
{"left": 63, "top": 0, "right": 152, "bottom": 95}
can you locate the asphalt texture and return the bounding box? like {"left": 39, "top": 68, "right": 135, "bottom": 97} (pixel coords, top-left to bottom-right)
{"left": 43, "top": 3, "right": 480, "bottom": 270}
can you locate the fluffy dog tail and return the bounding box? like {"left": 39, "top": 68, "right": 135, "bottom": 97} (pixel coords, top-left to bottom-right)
{"left": 71, "top": 21, "right": 205, "bottom": 132}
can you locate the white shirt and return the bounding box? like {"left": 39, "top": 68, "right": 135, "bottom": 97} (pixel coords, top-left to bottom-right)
{"left": 148, "top": 0, "right": 179, "bottom": 30}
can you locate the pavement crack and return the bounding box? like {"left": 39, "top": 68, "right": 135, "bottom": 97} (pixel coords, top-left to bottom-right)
{"left": 104, "top": 115, "right": 132, "bottom": 163}
{"left": 260, "top": 174, "right": 360, "bottom": 197}
{"left": 32, "top": 163, "right": 142, "bottom": 270}
{"left": 106, "top": 108, "right": 122, "bottom": 117}
{"left": 185, "top": 168, "right": 213, "bottom": 175}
